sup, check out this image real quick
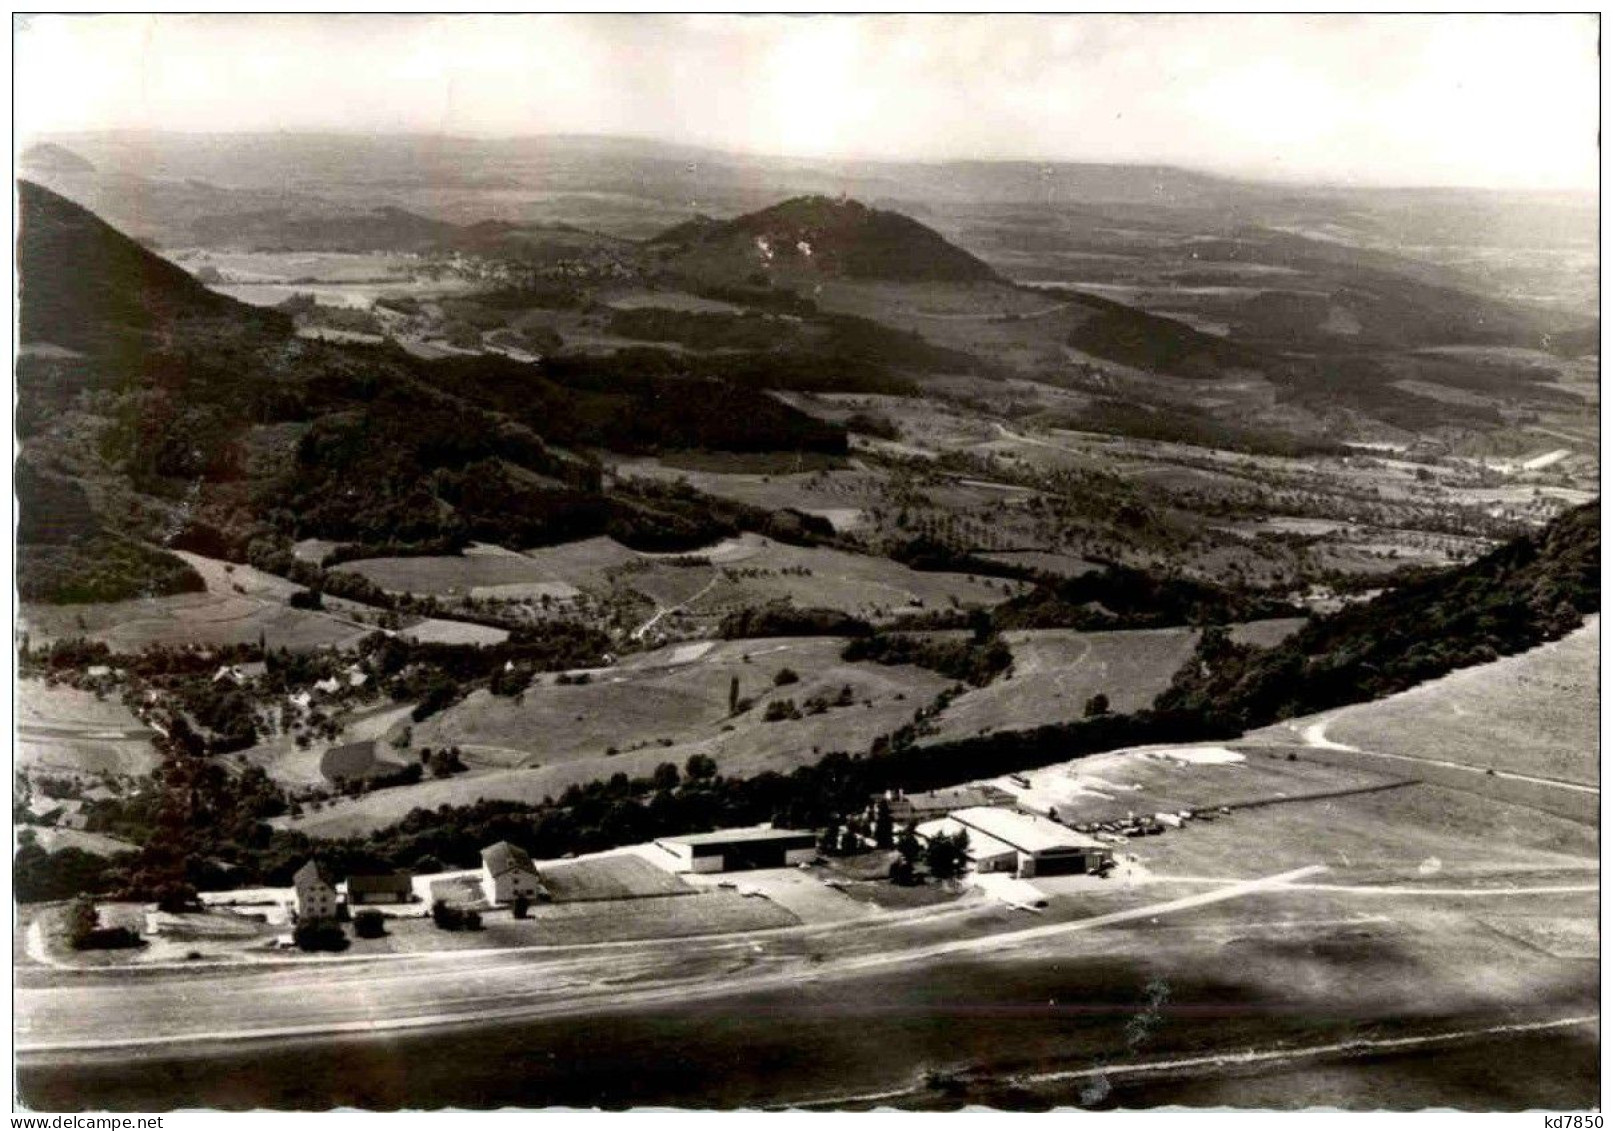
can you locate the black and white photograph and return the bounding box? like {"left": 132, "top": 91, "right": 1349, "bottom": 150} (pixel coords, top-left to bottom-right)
{"left": 8, "top": 11, "right": 1601, "bottom": 1112}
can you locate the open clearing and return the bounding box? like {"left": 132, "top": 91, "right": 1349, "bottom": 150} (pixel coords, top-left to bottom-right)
{"left": 19, "top": 827, "right": 139, "bottom": 856}
{"left": 924, "top": 619, "right": 1304, "bottom": 746}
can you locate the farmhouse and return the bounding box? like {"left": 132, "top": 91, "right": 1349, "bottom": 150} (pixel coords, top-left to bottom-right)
{"left": 345, "top": 872, "right": 414, "bottom": 905}
{"left": 655, "top": 826, "right": 817, "bottom": 873}
{"left": 293, "top": 860, "right": 340, "bottom": 921}
{"left": 924, "top": 807, "right": 1113, "bottom": 878}
{"left": 481, "top": 841, "right": 548, "bottom": 905}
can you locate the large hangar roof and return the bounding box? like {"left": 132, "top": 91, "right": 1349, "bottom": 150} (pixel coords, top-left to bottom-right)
{"left": 949, "top": 807, "right": 1108, "bottom": 855}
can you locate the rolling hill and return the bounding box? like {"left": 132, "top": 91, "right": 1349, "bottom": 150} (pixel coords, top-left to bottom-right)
{"left": 650, "top": 195, "right": 1001, "bottom": 284}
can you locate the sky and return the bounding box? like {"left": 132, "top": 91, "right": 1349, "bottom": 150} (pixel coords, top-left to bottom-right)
{"left": 13, "top": 13, "right": 1601, "bottom": 191}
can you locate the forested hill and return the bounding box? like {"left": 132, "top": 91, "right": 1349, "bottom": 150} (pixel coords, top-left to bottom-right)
{"left": 1156, "top": 500, "right": 1599, "bottom": 730}
{"left": 651, "top": 195, "right": 1000, "bottom": 283}
{"left": 17, "top": 179, "right": 287, "bottom": 350}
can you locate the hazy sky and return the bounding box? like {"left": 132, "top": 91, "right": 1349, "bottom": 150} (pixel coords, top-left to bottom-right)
{"left": 14, "top": 13, "right": 1601, "bottom": 190}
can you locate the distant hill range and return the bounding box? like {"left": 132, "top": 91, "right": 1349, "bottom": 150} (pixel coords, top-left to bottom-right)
{"left": 20, "top": 142, "right": 96, "bottom": 176}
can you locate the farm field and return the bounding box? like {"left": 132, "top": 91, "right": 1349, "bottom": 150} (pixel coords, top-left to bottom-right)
{"left": 394, "top": 617, "right": 510, "bottom": 645}
{"left": 189, "top": 249, "right": 478, "bottom": 309}
{"left": 16, "top": 679, "right": 159, "bottom": 780}
{"left": 334, "top": 544, "right": 581, "bottom": 599}
{"left": 923, "top": 619, "right": 1304, "bottom": 746}
{"left": 283, "top": 636, "right": 953, "bottom": 837}
{"left": 632, "top": 533, "right": 1017, "bottom": 625}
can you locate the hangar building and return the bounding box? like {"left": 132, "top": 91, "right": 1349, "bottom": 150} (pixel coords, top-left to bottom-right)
{"left": 656, "top": 826, "right": 818, "bottom": 873}
{"left": 925, "top": 806, "right": 1113, "bottom": 878}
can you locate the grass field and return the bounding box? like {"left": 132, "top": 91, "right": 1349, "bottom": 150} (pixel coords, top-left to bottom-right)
{"left": 335, "top": 544, "right": 580, "bottom": 599}
{"left": 536, "top": 852, "right": 694, "bottom": 902}
{"left": 283, "top": 635, "right": 953, "bottom": 837}
{"left": 395, "top": 617, "right": 510, "bottom": 645}
{"left": 1315, "top": 616, "right": 1598, "bottom": 787}
{"left": 644, "top": 534, "right": 1017, "bottom": 624}
{"left": 924, "top": 619, "right": 1304, "bottom": 746}
{"left": 16, "top": 680, "right": 159, "bottom": 780}
{"left": 1127, "top": 775, "right": 1598, "bottom": 881}
{"left": 1002, "top": 741, "right": 1404, "bottom": 829}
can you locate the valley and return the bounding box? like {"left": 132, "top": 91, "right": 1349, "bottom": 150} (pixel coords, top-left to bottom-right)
{"left": 11, "top": 125, "right": 1598, "bottom": 1113}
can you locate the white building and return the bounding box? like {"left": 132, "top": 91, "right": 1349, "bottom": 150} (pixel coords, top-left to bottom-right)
{"left": 293, "top": 860, "right": 340, "bottom": 921}
{"left": 924, "top": 807, "right": 1114, "bottom": 879}
{"left": 480, "top": 841, "right": 546, "bottom": 904}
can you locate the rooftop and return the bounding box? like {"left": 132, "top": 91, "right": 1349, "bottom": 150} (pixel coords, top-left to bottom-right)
{"left": 293, "top": 859, "right": 334, "bottom": 887}
{"left": 948, "top": 807, "right": 1108, "bottom": 855}
{"left": 346, "top": 872, "right": 413, "bottom": 895}
{"left": 481, "top": 840, "right": 537, "bottom": 876}
{"left": 659, "top": 825, "right": 816, "bottom": 847}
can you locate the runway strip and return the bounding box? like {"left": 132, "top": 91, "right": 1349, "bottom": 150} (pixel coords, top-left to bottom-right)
{"left": 18, "top": 866, "right": 1323, "bottom": 1056}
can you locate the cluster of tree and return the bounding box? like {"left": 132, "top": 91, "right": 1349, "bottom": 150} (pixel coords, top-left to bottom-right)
{"left": 718, "top": 604, "right": 873, "bottom": 640}
{"left": 992, "top": 563, "right": 1302, "bottom": 632}
{"left": 1059, "top": 288, "right": 1269, "bottom": 381}
{"left": 64, "top": 896, "right": 143, "bottom": 951}
{"left": 607, "top": 306, "right": 789, "bottom": 352}
{"left": 421, "top": 747, "right": 468, "bottom": 778}
{"left": 1054, "top": 399, "right": 1349, "bottom": 459}
{"left": 430, "top": 899, "right": 483, "bottom": 932}
{"left": 693, "top": 283, "right": 819, "bottom": 317}
{"left": 294, "top": 918, "right": 349, "bottom": 952}
{"left": 885, "top": 535, "right": 1039, "bottom": 581}
{"left": 18, "top": 536, "right": 207, "bottom": 604}
{"left": 842, "top": 630, "right": 1013, "bottom": 688}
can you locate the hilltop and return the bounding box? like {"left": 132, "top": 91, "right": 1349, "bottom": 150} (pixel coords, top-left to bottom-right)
{"left": 650, "top": 195, "right": 1001, "bottom": 284}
